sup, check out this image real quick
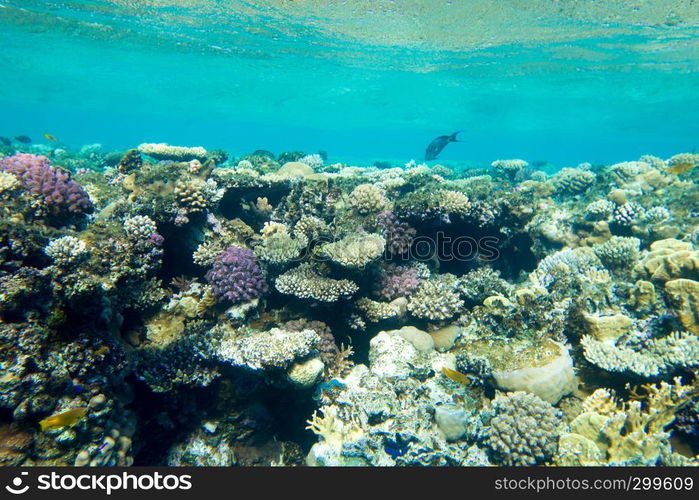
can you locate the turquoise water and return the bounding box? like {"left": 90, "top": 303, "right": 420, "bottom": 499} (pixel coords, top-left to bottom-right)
{"left": 1, "top": 1, "right": 698, "bottom": 165}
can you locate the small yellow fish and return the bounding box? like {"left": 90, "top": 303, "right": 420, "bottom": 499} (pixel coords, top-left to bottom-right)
{"left": 95, "top": 346, "right": 110, "bottom": 356}
{"left": 667, "top": 162, "right": 694, "bottom": 174}
{"left": 39, "top": 407, "right": 88, "bottom": 431}
{"left": 442, "top": 367, "right": 471, "bottom": 386}
{"left": 43, "top": 133, "right": 58, "bottom": 142}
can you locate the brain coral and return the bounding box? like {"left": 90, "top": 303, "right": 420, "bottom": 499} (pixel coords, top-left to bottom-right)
{"left": 0, "top": 153, "right": 93, "bottom": 217}
{"left": 484, "top": 391, "right": 562, "bottom": 466}
{"left": 205, "top": 246, "right": 268, "bottom": 304}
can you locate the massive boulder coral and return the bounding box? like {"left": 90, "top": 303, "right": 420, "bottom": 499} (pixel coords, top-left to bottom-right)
{"left": 633, "top": 239, "right": 699, "bottom": 283}
{"left": 456, "top": 337, "right": 576, "bottom": 404}
{"left": 553, "top": 167, "right": 595, "bottom": 194}
{"left": 664, "top": 279, "right": 699, "bottom": 334}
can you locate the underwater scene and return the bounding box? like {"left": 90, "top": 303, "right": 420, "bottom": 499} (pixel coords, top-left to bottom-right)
{"left": 0, "top": 1, "right": 698, "bottom": 468}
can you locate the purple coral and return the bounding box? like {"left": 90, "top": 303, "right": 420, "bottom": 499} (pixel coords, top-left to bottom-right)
{"left": 377, "top": 210, "right": 415, "bottom": 256}
{"left": 206, "top": 245, "right": 268, "bottom": 304}
{"left": 0, "top": 153, "right": 92, "bottom": 216}
{"left": 373, "top": 263, "right": 421, "bottom": 301}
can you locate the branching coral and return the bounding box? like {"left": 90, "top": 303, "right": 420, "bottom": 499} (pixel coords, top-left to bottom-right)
{"left": 407, "top": 277, "right": 463, "bottom": 321}
{"left": 484, "top": 391, "right": 563, "bottom": 466}
{"left": 275, "top": 263, "right": 358, "bottom": 302}
{"left": 0, "top": 153, "right": 93, "bottom": 218}
{"left": 205, "top": 246, "right": 268, "bottom": 304}
{"left": 555, "top": 378, "right": 697, "bottom": 465}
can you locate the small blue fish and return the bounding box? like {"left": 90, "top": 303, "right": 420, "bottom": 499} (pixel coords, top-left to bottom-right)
{"left": 425, "top": 131, "right": 462, "bottom": 161}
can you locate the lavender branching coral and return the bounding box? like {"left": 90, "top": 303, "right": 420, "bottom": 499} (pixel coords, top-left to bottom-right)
{"left": 373, "top": 263, "right": 421, "bottom": 301}
{"left": 205, "top": 245, "right": 268, "bottom": 304}
{"left": 377, "top": 210, "right": 416, "bottom": 256}
{"left": 0, "top": 153, "right": 93, "bottom": 218}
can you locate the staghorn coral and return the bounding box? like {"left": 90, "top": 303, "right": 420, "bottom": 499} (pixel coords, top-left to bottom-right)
{"left": 613, "top": 202, "right": 645, "bottom": 227}
{"left": 584, "top": 199, "right": 615, "bottom": 221}
{"left": 666, "top": 153, "right": 699, "bottom": 173}
{"left": 117, "top": 149, "right": 142, "bottom": 174}
{"left": 457, "top": 267, "right": 513, "bottom": 305}
{"left": 255, "top": 225, "right": 308, "bottom": 264}
{"left": 356, "top": 297, "right": 407, "bottom": 323}
{"left": 436, "top": 190, "right": 471, "bottom": 214}
{"left": 530, "top": 247, "right": 603, "bottom": 290}
{"left": 491, "top": 159, "right": 529, "bottom": 181}
{"left": 555, "top": 378, "right": 696, "bottom": 465}
{"left": 216, "top": 327, "right": 320, "bottom": 371}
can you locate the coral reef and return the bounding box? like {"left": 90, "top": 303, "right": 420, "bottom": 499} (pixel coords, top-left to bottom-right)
{"left": 2, "top": 141, "right": 698, "bottom": 468}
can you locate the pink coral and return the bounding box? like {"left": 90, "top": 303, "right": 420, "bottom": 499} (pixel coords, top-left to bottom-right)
{"left": 0, "top": 153, "right": 92, "bottom": 217}
{"left": 373, "top": 263, "right": 421, "bottom": 301}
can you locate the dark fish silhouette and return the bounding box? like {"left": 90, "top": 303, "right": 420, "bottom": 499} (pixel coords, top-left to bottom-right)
{"left": 14, "top": 135, "right": 32, "bottom": 144}
{"left": 531, "top": 159, "right": 548, "bottom": 168}
{"left": 317, "top": 150, "right": 328, "bottom": 161}
{"left": 0, "top": 136, "right": 11, "bottom": 146}
{"left": 252, "top": 149, "right": 275, "bottom": 158}
{"left": 425, "top": 131, "right": 461, "bottom": 161}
